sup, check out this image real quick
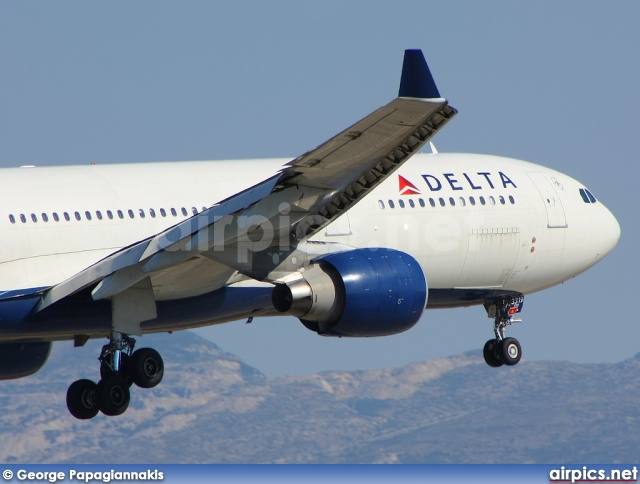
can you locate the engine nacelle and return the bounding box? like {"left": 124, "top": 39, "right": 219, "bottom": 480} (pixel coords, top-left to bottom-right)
{"left": 0, "top": 341, "right": 51, "bottom": 380}
{"left": 272, "top": 248, "right": 427, "bottom": 337}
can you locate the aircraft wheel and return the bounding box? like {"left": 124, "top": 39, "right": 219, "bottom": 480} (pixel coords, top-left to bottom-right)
{"left": 499, "top": 337, "right": 522, "bottom": 366}
{"left": 67, "top": 379, "right": 99, "bottom": 420}
{"left": 100, "top": 353, "right": 133, "bottom": 387}
{"left": 96, "top": 374, "right": 130, "bottom": 416}
{"left": 131, "top": 348, "right": 164, "bottom": 389}
{"left": 483, "top": 339, "right": 503, "bottom": 368}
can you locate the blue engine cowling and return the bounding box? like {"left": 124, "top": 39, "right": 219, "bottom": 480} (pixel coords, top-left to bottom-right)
{"left": 271, "top": 248, "right": 427, "bottom": 337}
{"left": 0, "top": 341, "right": 51, "bottom": 380}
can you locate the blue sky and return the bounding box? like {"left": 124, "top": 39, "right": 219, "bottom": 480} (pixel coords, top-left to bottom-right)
{"left": 1, "top": 1, "right": 637, "bottom": 377}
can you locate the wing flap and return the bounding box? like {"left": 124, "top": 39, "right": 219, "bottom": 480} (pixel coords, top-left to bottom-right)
{"left": 282, "top": 98, "right": 455, "bottom": 229}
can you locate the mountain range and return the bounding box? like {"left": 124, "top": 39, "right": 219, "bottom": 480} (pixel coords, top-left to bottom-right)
{"left": 0, "top": 330, "right": 637, "bottom": 463}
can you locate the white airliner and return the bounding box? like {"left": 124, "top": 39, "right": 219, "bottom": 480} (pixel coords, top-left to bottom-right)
{"left": 0, "top": 50, "right": 620, "bottom": 419}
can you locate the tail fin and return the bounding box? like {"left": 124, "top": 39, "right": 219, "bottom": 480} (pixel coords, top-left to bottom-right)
{"left": 398, "top": 49, "right": 441, "bottom": 99}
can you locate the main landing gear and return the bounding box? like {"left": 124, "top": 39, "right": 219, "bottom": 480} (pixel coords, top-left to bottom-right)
{"left": 482, "top": 295, "right": 524, "bottom": 368}
{"left": 66, "top": 332, "right": 164, "bottom": 419}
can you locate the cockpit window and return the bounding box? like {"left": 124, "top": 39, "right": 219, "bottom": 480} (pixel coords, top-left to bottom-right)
{"left": 580, "top": 188, "right": 598, "bottom": 204}
{"left": 579, "top": 189, "right": 590, "bottom": 203}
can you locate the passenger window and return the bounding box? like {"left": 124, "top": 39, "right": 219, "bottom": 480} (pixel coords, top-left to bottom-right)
{"left": 107, "top": 210, "right": 113, "bottom": 220}
{"left": 388, "top": 200, "right": 395, "bottom": 209}
{"left": 117, "top": 210, "right": 124, "bottom": 219}
{"left": 459, "top": 197, "right": 466, "bottom": 207}
{"left": 170, "top": 208, "right": 177, "bottom": 217}
{"left": 160, "top": 208, "right": 167, "bottom": 217}
{"left": 85, "top": 211, "right": 92, "bottom": 221}
{"left": 20, "top": 214, "right": 26, "bottom": 223}
{"left": 9, "top": 214, "right": 15, "bottom": 224}
{"left": 449, "top": 197, "right": 455, "bottom": 206}
{"left": 429, "top": 198, "right": 436, "bottom": 207}
{"left": 64, "top": 212, "right": 70, "bottom": 221}
{"left": 181, "top": 207, "right": 188, "bottom": 216}
{"left": 378, "top": 200, "right": 385, "bottom": 209}
{"left": 499, "top": 196, "right": 505, "bottom": 205}
{"left": 42, "top": 213, "right": 49, "bottom": 222}
{"left": 96, "top": 211, "right": 103, "bottom": 220}
{"left": 509, "top": 195, "right": 515, "bottom": 204}
{"left": 192, "top": 207, "right": 198, "bottom": 215}
{"left": 398, "top": 200, "right": 405, "bottom": 208}
{"left": 419, "top": 199, "right": 425, "bottom": 208}
{"left": 479, "top": 196, "right": 486, "bottom": 206}
{"left": 139, "top": 209, "right": 145, "bottom": 218}
{"left": 409, "top": 199, "right": 415, "bottom": 208}
{"left": 128, "top": 209, "right": 135, "bottom": 219}
{"left": 439, "top": 198, "right": 445, "bottom": 207}
{"left": 31, "top": 213, "right": 38, "bottom": 223}
{"left": 202, "top": 206, "right": 207, "bottom": 212}
{"left": 489, "top": 196, "right": 496, "bottom": 205}
{"left": 469, "top": 196, "right": 476, "bottom": 206}
{"left": 150, "top": 208, "right": 156, "bottom": 218}
{"left": 74, "top": 212, "right": 81, "bottom": 221}
{"left": 53, "top": 212, "right": 60, "bottom": 222}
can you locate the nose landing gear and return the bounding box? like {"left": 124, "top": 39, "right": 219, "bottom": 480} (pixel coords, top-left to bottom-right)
{"left": 482, "top": 295, "right": 524, "bottom": 368}
{"left": 66, "top": 332, "right": 164, "bottom": 419}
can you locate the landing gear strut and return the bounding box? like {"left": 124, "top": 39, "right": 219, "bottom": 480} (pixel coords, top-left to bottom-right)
{"left": 66, "top": 331, "right": 164, "bottom": 419}
{"left": 482, "top": 295, "right": 524, "bottom": 368}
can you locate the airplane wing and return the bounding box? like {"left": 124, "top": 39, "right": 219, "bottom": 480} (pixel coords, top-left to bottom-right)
{"left": 35, "top": 49, "right": 456, "bottom": 332}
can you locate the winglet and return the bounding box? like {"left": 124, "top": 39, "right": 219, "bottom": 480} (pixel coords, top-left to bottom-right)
{"left": 398, "top": 49, "right": 441, "bottom": 99}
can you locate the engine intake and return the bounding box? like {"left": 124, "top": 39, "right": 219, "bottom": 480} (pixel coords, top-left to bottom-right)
{"left": 272, "top": 248, "right": 427, "bottom": 337}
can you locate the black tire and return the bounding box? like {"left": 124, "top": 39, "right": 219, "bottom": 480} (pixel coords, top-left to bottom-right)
{"left": 96, "top": 374, "right": 130, "bottom": 416}
{"left": 131, "top": 348, "right": 164, "bottom": 389}
{"left": 483, "top": 339, "right": 503, "bottom": 368}
{"left": 100, "top": 353, "right": 133, "bottom": 387}
{"left": 67, "top": 379, "right": 99, "bottom": 420}
{"left": 499, "top": 337, "right": 522, "bottom": 366}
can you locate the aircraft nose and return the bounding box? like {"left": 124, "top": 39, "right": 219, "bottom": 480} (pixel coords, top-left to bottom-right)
{"left": 596, "top": 204, "right": 621, "bottom": 259}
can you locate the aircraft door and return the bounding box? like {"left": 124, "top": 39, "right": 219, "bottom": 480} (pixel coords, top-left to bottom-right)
{"left": 527, "top": 172, "right": 568, "bottom": 228}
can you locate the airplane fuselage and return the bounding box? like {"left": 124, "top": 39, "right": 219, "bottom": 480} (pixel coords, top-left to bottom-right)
{"left": 0, "top": 152, "right": 619, "bottom": 335}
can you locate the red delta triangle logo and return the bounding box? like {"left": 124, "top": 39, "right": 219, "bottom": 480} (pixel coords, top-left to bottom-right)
{"left": 398, "top": 175, "right": 421, "bottom": 195}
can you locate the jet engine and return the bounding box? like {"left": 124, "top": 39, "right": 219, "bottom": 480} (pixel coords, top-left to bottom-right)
{"left": 0, "top": 341, "right": 51, "bottom": 380}
{"left": 272, "top": 248, "right": 427, "bottom": 337}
